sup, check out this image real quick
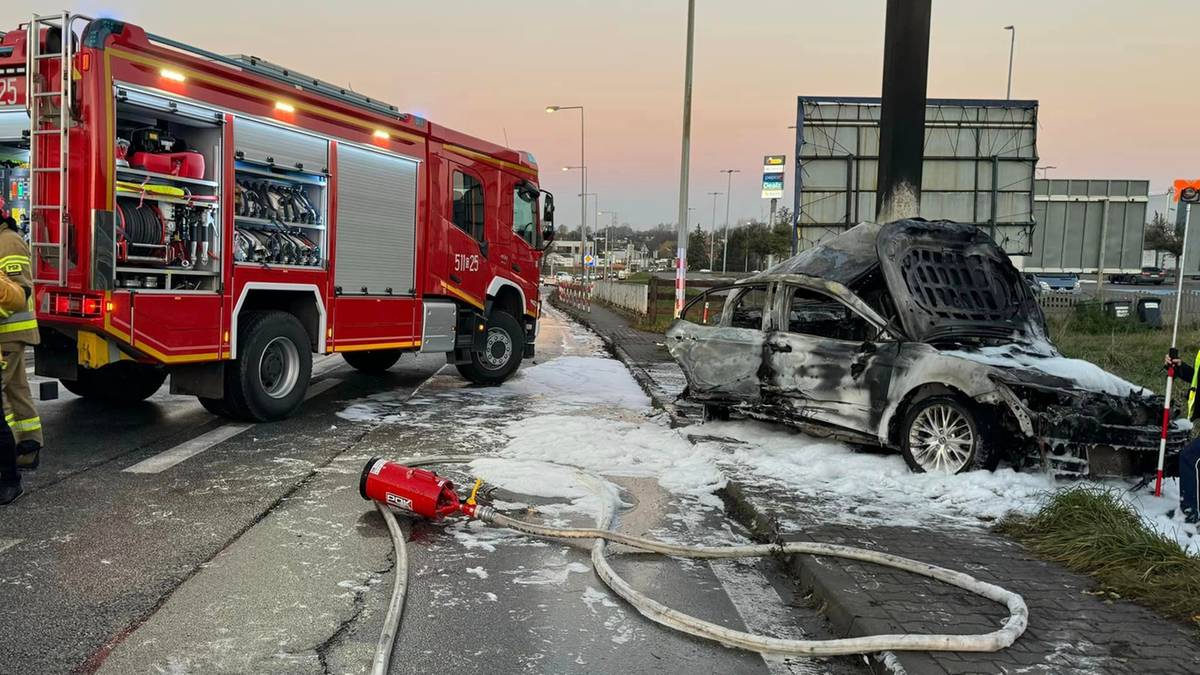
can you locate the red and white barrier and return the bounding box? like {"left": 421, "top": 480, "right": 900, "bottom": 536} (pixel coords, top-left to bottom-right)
{"left": 555, "top": 280, "right": 594, "bottom": 312}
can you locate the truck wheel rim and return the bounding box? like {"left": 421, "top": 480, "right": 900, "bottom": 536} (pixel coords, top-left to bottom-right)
{"left": 482, "top": 327, "right": 513, "bottom": 370}
{"left": 259, "top": 336, "right": 300, "bottom": 399}
{"left": 908, "top": 404, "right": 974, "bottom": 474}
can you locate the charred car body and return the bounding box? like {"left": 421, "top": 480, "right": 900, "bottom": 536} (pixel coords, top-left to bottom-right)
{"left": 667, "top": 219, "right": 1186, "bottom": 477}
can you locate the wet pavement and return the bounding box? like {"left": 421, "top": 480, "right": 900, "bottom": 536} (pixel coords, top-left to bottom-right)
{"left": 0, "top": 304, "right": 864, "bottom": 675}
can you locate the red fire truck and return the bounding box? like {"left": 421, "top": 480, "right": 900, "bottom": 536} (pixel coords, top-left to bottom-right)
{"left": 0, "top": 12, "right": 555, "bottom": 421}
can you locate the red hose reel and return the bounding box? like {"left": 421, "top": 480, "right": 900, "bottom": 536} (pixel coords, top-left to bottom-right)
{"left": 360, "top": 457, "right": 479, "bottom": 520}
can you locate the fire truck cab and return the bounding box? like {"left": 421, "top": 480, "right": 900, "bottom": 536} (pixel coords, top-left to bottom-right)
{"left": 0, "top": 12, "right": 554, "bottom": 421}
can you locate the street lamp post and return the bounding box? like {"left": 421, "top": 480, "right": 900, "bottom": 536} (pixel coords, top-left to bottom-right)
{"left": 599, "top": 210, "right": 619, "bottom": 277}
{"left": 720, "top": 169, "right": 740, "bottom": 273}
{"left": 1004, "top": 25, "right": 1015, "bottom": 99}
{"left": 707, "top": 191, "right": 722, "bottom": 268}
{"left": 546, "top": 105, "right": 585, "bottom": 275}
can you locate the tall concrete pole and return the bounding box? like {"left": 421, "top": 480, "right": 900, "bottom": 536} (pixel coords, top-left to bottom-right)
{"left": 875, "top": 0, "right": 932, "bottom": 223}
{"left": 721, "top": 169, "right": 739, "bottom": 272}
{"left": 673, "top": 0, "right": 696, "bottom": 317}
{"left": 672, "top": 0, "right": 700, "bottom": 314}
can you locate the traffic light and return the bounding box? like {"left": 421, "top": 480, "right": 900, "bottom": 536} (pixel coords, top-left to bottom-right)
{"left": 1175, "top": 179, "right": 1200, "bottom": 204}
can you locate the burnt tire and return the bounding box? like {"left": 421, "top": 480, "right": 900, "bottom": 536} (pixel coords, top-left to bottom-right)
{"left": 342, "top": 349, "right": 402, "bottom": 373}
{"left": 900, "top": 396, "right": 996, "bottom": 474}
{"left": 223, "top": 311, "right": 312, "bottom": 421}
{"left": 61, "top": 362, "right": 166, "bottom": 403}
{"left": 456, "top": 310, "right": 524, "bottom": 385}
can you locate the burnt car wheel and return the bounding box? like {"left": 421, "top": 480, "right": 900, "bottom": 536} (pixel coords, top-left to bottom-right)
{"left": 901, "top": 397, "right": 990, "bottom": 474}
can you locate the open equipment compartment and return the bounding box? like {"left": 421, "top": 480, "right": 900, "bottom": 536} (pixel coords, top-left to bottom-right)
{"left": 112, "top": 86, "right": 223, "bottom": 292}
{"left": 231, "top": 117, "right": 327, "bottom": 270}
{"left": 0, "top": 107, "right": 30, "bottom": 238}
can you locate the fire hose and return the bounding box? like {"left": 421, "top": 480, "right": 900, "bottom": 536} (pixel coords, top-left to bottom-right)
{"left": 362, "top": 455, "right": 1029, "bottom": 675}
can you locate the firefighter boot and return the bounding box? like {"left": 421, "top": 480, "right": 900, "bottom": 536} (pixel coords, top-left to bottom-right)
{"left": 15, "top": 439, "right": 39, "bottom": 471}
{"left": 0, "top": 446, "right": 20, "bottom": 506}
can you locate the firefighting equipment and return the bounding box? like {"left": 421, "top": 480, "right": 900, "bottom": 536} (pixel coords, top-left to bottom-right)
{"left": 359, "top": 455, "right": 1028, "bottom": 675}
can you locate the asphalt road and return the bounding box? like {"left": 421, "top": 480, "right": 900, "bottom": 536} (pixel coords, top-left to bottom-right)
{"left": 0, "top": 308, "right": 866, "bottom": 675}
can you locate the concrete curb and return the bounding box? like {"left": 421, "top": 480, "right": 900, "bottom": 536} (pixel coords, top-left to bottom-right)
{"left": 719, "top": 481, "right": 923, "bottom": 675}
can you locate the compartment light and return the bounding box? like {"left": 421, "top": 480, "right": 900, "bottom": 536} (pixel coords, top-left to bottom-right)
{"left": 275, "top": 101, "right": 296, "bottom": 113}
{"left": 373, "top": 130, "right": 391, "bottom": 140}
{"left": 160, "top": 68, "right": 186, "bottom": 83}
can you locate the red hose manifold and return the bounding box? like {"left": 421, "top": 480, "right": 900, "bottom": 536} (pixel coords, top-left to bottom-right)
{"left": 360, "top": 457, "right": 479, "bottom": 519}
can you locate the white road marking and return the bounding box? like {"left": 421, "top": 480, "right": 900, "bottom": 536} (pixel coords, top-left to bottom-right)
{"left": 123, "top": 424, "right": 253, "bottom": 474}
{"left": 0, "top": 538, "right": 20, "bottom": 555}
{"left": 123, "top": 377, "right": 343, "bottom": 474}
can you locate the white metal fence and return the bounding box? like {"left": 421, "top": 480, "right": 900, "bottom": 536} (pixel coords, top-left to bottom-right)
{"left": 591, "top": 280, "right": 649, "bottom": 315}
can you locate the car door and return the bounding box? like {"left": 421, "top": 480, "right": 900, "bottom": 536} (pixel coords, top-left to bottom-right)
{"left": 762, "top": 284, "right": 897, "bottom": 435}
{"left": 665, "top": 283, "right": 771, "bottom": 403}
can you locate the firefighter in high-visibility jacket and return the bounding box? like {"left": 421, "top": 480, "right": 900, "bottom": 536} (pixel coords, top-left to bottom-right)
{"left": 0, "top": 201, "right": 35, "bottom": 504}
{"left": 0, "top": 199, "right": 40, "bottom": 475}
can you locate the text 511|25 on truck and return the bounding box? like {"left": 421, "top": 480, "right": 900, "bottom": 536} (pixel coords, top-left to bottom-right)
{"left": 0, "top": 12, "right": 555, "bottom": 420}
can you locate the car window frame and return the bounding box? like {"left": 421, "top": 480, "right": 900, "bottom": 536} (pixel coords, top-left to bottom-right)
{"left": 774, "top": 283, "right": 888, "bottom": 344}
{"left": 679, "top": 283, "right": 772, "bottom": 331}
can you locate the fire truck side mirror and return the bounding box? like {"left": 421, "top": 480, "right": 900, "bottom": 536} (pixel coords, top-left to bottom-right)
{"left": 540, "top": 190, "right": 556, "bottom": 249}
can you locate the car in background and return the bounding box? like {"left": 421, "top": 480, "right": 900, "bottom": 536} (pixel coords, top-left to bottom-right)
{"left": 666, "top": 219, "right": 1185, "bottom": 478}
{"left": 555, "top": 272, "right": 574, "bottom": 284}
{"left": 1111, "top": 267, "right": 1166, "bottom": 285}
{"left": 1026, "top": 272, "right": 1080, "bottom": 293}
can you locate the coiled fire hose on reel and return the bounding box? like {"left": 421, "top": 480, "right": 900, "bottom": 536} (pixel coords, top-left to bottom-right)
{"left": 362, "top": 454, "right": 1029, "bottom": 675}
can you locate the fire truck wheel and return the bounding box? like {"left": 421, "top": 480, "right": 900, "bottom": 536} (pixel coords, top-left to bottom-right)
{"left": 342, "top": 349, "right": 403, "bottom": 373}
{"left": 224, "top": 311, "right": 313, "bottom": 421}
{"left": 456, "top": 310, "right": 524, "bottom": 385}
{"left": 60, "top": 362, "right": 167, "bottom": 403}
{"left": 198, "top": 396, "right": 232, "bottom": 417}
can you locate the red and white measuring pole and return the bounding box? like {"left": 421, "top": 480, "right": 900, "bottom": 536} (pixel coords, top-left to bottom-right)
{"left": 1156, "top": 181, "right": 1200, "bottom": 497}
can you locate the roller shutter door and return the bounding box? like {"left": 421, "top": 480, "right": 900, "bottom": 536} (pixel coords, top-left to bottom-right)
{"left": 334, "top": 144, "right": 418, "bottom": 295}
{"left": 233, "top": 117, "right": 328, "bottom": 172}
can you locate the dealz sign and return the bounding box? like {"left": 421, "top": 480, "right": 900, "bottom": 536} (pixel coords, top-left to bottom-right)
{"left": 762, "top": 154, "right": 785, "bottom": 199}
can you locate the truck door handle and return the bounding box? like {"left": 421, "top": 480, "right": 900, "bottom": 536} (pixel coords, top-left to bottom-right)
{"left": 768, "top": 343, "right": 792, "bottom": 353}
{"left": 512, "top": 263, "right": 521, "bottom": 273}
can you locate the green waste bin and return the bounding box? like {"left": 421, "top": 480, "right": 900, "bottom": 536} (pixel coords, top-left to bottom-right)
{"left": 1136, "top": 298, "right": 1162, "bottom": 328}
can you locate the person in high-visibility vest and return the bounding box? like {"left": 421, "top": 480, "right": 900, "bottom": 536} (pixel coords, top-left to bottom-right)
{"left": 0, "top": 198, "right": 40, "bottom": 472}
{"left": 1164, "top": 353, "right": 1200, "bottom": 524}
{"left": 0, "top": 232, "right": 40, "bottom": 503}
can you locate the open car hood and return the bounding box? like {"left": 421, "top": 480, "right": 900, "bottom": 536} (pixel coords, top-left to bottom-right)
{"left": 875, "top": 219, "right": 1047, "bottom": 344}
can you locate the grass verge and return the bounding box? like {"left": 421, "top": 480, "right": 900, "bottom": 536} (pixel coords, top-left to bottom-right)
{"left": 997, "top": 486, "right": 1200, "bottom": 630}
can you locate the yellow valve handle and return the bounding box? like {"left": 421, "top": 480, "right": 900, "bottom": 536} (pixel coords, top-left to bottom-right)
{"left": 466, "top": 479, "right": 483, "bottom": 506}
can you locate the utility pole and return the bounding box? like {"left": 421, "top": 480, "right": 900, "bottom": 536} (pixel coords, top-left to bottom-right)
{"left": 1004, "top": 26, "right": 1016, "bottom": 100}
{"left": 707, "top": 191, "right": 721, "bottom": 267}
{"left": 721, "top": 169, "right": 739, "bottom": 273}
{"left": 876, "top": 0, "right": 932, "bottom": 223}
{"left": 673, "top": 0, "right": 696, "bottom": 317}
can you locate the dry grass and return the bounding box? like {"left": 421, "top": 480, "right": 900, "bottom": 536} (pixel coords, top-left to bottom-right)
{"left": 998, "top": 486, "right": 1200, "bottom": 629}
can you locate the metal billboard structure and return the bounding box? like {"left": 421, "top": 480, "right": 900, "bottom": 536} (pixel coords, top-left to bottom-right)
{"left": 793, "top": 96, "right": 1038, "bottom": 254}
{"left": 1021, "top": 179, "right": 1148, "bottom": 273}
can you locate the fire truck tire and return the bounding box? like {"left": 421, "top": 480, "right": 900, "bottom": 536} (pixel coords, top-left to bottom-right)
{"left": 60, "top": 362, "right": 167, "bottom": 403}
{"left": 456, "top": 310, "right": 524, "bottom": 385}
{"left": 342, "top": 349, "right": 403, "bottom": 373}
{"left": 198, "top": 396, "right": 232, "bottom": 417}
{"left": 224, "top": 311, "right": 312, "bottom": 421}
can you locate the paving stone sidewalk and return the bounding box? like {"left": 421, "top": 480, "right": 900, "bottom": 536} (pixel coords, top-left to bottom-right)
{"left": 551, "top": 293, "right": 1200, "bottom": 675}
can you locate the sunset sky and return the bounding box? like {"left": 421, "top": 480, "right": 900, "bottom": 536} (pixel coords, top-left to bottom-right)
{"left": 11, "top": 1, "right": 1198, "bottom": 229}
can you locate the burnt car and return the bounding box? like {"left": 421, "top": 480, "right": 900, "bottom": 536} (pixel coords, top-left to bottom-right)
{"left": 666, "top": 219, "right": 1186, "bottom": 477}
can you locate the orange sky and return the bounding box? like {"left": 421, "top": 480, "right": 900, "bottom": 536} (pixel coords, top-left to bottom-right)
{"left": 13, "top": 1, "right": 1199, "bottom": 228}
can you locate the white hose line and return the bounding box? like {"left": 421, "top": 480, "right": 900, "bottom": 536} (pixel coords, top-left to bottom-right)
{"left": 372, "top": 455, "right": 1028, "bottom": 665}
{"left": 371, "top": 502, "right": 409, "bottom": 675}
